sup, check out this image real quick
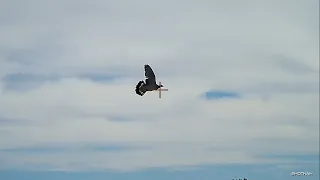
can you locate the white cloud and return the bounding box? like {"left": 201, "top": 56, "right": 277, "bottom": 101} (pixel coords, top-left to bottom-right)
{"left": 0, "top": 0, "right": 318, "bottom": 171}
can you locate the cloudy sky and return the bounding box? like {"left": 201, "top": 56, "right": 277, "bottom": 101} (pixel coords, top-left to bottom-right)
{"left": 0, "top": 0, "right": 319, "bottom": 179}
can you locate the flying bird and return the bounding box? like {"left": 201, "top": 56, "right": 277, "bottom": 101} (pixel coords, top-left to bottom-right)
{"left": 135, "top": 64, "right": 163, "bottom": 96}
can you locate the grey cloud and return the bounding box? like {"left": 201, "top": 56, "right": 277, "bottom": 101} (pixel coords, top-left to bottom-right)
{"left": 272, "top": 54, "right": 319, "bottom": 74}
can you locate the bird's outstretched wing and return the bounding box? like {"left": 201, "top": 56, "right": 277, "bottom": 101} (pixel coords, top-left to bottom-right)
{"left": 135, "top": 81, "right": 147, "bottom": 96}
{"left": 144, "top": 64, "right": 156, "bottom": 85}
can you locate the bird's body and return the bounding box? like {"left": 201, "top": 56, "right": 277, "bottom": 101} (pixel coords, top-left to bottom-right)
{"left": 135, "top": 64, "right": 163, "bottom": 96}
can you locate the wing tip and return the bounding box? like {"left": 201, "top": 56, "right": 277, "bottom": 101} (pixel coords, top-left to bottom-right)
{"left": 135, "top": 81, "right": 145, "bottom": 96}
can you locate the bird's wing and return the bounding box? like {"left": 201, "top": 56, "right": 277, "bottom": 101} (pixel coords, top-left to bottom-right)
{"left": 135, "top": 81, "right": 147, "bottom": 96}
{"left": 144, "top": 64, "right": 156, "bottom": 85}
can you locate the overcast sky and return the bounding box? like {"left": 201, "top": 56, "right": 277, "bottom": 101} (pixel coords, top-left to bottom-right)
{"left": 0, "top": 0, "right": 319, "bottom": 179}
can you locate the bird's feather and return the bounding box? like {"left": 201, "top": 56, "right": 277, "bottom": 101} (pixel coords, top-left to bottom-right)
{"left": 144, "top": 64, "right": 156, "bottom": 85}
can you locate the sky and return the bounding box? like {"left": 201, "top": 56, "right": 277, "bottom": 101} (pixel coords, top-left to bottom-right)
{"left": 0, "top": 0, "right": 319, "bottom": 180}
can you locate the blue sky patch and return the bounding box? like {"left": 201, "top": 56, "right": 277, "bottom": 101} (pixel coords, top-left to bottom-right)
{"left": 0, "top": 147, "right": 65, "bottom": 153}
{"left": 204, "top": 90, "right": 241, "bottom": 100}
{"left": 77, "top": 73, "right": 119, "bottom": 82}
{"left": 1, "top": 72, "right": 121, "bottom": 91}
{"left": 107, "top": 115, "right": 135, "bottom": 122}
{"left": 1, "top": 73, "right": 61, "bottom": 91}
{"left": 2, "top": 73, "right": 60, "bottom": 82}
{"left": 0, "top": 144, "right": 145, "bottom": 153}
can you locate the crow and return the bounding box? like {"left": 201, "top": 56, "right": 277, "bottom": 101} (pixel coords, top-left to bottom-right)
{"left": 135, "top": 64, "right": 163, "bottom": 96}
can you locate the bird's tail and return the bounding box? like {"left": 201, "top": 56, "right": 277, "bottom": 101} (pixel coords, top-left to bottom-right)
{"left": 135, "top": 81, "right": 146, "bottom": 96}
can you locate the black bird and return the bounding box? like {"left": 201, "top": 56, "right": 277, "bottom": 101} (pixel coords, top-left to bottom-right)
{"left": 135, "top": 64, "right": 163, "bottom": 96}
